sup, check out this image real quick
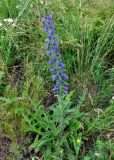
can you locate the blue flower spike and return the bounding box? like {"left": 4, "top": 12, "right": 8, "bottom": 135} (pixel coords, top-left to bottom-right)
{"left": 42, "top": 14, "right": 69, "bottom": 95}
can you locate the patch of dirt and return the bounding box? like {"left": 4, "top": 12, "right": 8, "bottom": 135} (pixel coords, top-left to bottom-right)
{"left": 7, "top": 64, "right": 24, "bottom": 86}
{"left": 0, "top": 135, "right": 12, "bottom": 160}
{"left": 22, "top": 133, "right": 43, "bottom": 160}
{"left": 42, "top": 94, "right": 57, "bottom": 111}
{"left": 0, "top": 133, "right": 41, "bottom": 160}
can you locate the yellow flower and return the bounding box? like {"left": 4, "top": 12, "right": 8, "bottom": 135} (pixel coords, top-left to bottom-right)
{"left": 77, "top": 138, "right": 81, "bottom": 144}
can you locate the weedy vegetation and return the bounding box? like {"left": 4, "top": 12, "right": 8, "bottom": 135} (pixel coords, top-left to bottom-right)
{"left": 0, "top": 0, "right": 114, "bottom": 160}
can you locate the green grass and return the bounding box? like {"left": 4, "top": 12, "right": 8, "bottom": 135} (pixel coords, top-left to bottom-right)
{"left": 0, "top": 0, "right": 114, "bottom": 159}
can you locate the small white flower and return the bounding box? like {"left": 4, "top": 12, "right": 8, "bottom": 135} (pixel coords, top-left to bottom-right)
{"left": 106, "top": 133, "right": 111, "bottom": 139}
{"left": 3, "top": 18, "right": 8, "bottom": 22}
{"left": 0, "top": 23, "right": 3, "bottom": 27}
{"left": 30, "top": 4, "right": 33, "bottom": 8}
{"left": 112, "top": 96, "right": 114, "bottom": 100}
{"left": 95, "top": 153, "right": 101, "bottom": 157}
{"left": 12, "top": 23, "right": 16, "bottom": 27}
{"left": 7, "top": 18, "right": 13, "bottom": 23}
{"left": 12, "top": 20, "right": 16, "bottom": 27}
{"left": 3, "top": 18, "right": 13, "bottom": 23}
{"left": 40, "top": 0, "right": 43, "bottom": 4}
{"left": 16, "top": 5, "right": 19, "bottom": 9}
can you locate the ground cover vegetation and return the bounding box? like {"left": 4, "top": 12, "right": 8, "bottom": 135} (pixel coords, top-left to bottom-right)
{"left": 0, "top": 0, "right": 114, "bottom": 160}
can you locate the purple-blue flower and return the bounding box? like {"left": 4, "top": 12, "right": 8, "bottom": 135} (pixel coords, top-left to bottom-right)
{"left": 42, "top": 17, "right": 46, "bottom": 23}
{"left": 48, "top": 15, "right": 53, "bottom": 19}
{"left": 48, "top": 58, "right": 56, "bottom": 65}
{"left": 52, "top": 47, "right": 57, "bottom": 53}
{"left": 56, "top": 80, "right": 62, "bottom": 85}
{"left": 48, "top": 35, "right": 52, "bottom": 39}
{"left": 50, "top": 68, "right": 56, "bottom": 73}
{"left": 57, "top": 52, "right": 62, "bottom": 58}
{"left": 57, "top": 61, "right": 65, "bottom": 69}
{"left": 47, "top": 50, "right": 51, "bottom": 55}
{"left": 61, "top": 73, "right": 69, "bottom": 80}
{"left": 52, "top": 75, "right": 58, "bottom": 81}
{"left": 63, "top": 86, "right": 69, "bottom": 91}
{"left": 50, "top": 24, "right": 55, "bottom": 29}
{"left": 46, "top": 40, "right": 51, "bottom": 46}
{"left": 52, "top": 84, "right": 59, "bottom": 93}
{"left": 43, "top": 28, "right": 47, "bottom": 33}
{"left": 49, "top": 30, "right": 54, "bottom": 36}
{"left": 53, "top": 41, "right": 58, "bottom": 46}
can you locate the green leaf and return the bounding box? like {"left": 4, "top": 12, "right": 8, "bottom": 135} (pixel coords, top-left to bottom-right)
{"left": 84, "top": 156, "right": 91, "bottom": 160}
{"left": 65, "top": 90, "right": 75, "bottom": 102}
{"left": 0, "top": 96, "right": 23, "bottom": 106}
{"left": 0, "top": 96, "right": 11, "bottom": 105}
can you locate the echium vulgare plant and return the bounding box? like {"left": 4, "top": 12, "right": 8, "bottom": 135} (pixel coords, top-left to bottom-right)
{"left": 42, "top": 14, "right": 69, "bottom": 96}
{"left": 23, "top": 14, "right": 82, "bottom": 160}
